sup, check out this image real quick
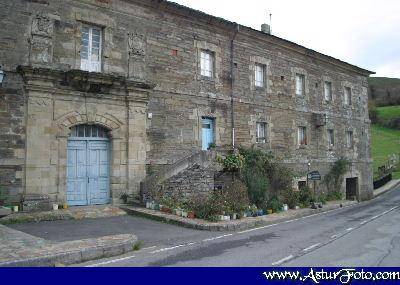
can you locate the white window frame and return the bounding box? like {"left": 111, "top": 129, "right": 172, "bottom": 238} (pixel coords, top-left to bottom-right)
{"left": 346, "top": 131, "right": 354, "bottom": 148}
{"left": 298, "top": 126, "right": 307, "bottom": 146}
{"left": 80, "top": 25, "right": 102, "bottom": 72}
{"left": 255, "top": 63, "right": 265, "bottom": 88}
{"left": 200, "top": 50, "right": 214, "bottom": 78}
{"left": 324, "top": 81, "right": 333, "bottom": 102}
{"left": 256, "top": 122, "right": 267, "bottom": 143}
{"left": 296, "top": 74, "right": 305, "bottom": 96}
{"left": 327, "top": 129, "right": 335, "bottom": 147}
{"left": 344, "top": 86, "right": 352, "bottom": 105}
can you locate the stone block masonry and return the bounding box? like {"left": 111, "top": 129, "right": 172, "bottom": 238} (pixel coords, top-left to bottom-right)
{"left": 0, "top": 0, "right": 374, "bottom": 209}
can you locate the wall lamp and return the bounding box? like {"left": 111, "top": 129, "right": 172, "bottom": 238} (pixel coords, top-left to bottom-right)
{"left": 0, "top": 66, "right": 6, "bottom": 86}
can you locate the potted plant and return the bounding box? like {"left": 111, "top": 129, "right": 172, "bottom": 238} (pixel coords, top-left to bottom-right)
{"left": 187, "top": 211, "right": 195, "bottom": 219}
{"left": 120, "top": 193, "right": 129, "bottom": 204}
{"left": 52, "top": 203, "right": 59, "bottom": 211}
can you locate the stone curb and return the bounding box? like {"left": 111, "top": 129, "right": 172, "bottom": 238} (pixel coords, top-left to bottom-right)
{"left": 373, "top": 180, "right": 400, "bottom": 198}
{"left": 121, "top": 201, "right": 358, "bottom": 232}
{"left": 0, "top": 234, "right": 138, "bottom": 267}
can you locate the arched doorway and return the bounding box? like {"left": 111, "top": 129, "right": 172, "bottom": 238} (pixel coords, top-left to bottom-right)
{"left": 67, "top": 124, "right": 110, "bottom": 206}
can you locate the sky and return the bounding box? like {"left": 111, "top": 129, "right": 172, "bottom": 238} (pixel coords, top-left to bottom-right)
{"left": 172, "top": 0, "right": 400, "bottom": 78}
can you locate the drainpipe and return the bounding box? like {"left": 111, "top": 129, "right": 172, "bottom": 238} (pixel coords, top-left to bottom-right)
{"left": 230, "top": 24, "right": 240, "bottom": 150}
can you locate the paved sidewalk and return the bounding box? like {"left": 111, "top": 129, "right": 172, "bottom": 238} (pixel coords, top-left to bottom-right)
{"left": 0, "top": 224, "right": 137, "bottom": 267}
{"left": 122, "top": 200, "right": 358, "bottom": 232}
{"left": 0, "top": 205, "right": 126, "bottom": 225}
{"left": 374, "top": 179, "right": 400, "bottom": 197}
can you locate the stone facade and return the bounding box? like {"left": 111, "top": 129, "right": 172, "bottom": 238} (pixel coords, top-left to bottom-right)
{"left": 0, "top": 0, "right": 374, "bottom": 207}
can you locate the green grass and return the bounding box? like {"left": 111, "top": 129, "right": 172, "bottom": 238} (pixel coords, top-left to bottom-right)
{"left": 371, "top": 125, "right": 400, "bottom": 179}
{"left": 377, "top": 105, "right": 400, "bottom": 120}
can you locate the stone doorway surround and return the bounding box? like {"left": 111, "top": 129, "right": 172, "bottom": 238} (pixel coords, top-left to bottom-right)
{"left": 18, "top": 66, "right": 155, "bottom": 205}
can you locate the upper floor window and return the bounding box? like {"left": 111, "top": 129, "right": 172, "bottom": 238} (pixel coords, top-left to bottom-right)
{"left": 296, "top": 74, "right": 305, "bottom": 96}
{"left": 81, "top": 25, "right": 102, "bottom": 72}
{"left": 324, "top": 81, "right": 333, "bottom": 101}
{"left": 346, "top": 131, "right": 354, "bottom": 148}
{"left": 256, "top": 122, "right": 267, "bottom": 143}
{"left": 327, "top": 129, "right": 335, "bottom": 147}
{"left": 200, "top": 50, "right": 214, "bottom": 77}
{"left": 344, "top": 87, "right": 352, "bottom": 105}
{"left": 298, "top": 126, "right": 307, "bottom": 146}
{"left": 255, "top": 64, "right": 265, "bottom": 88}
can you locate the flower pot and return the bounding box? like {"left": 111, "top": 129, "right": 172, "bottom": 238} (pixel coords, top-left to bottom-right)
{"left": 181, "top": 211, "right": 188, "bottom": 218}
{"left": 267, "top": 209, "right": 273, "bottom": 215}
{"left": 13, "top": 205, "right": 19, "bottom": 213}
{"left": 52, "top": 204, "right": 58, "bottom": 211}
{"left": 282, "top": 204, "right": 289, "bottom": 212}
{"left": 188, "top": 211, "right": 195, "bottom": 219}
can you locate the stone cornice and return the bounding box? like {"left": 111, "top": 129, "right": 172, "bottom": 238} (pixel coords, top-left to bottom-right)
{"left": 17, "top": 66, "right": 156, "bottom": 103}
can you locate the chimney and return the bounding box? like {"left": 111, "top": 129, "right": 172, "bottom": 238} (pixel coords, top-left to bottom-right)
{"left": 261, "top": 23, "right": 271, "bottom": 34}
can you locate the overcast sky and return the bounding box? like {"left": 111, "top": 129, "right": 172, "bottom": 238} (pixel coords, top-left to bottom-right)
{"left": 172, "top": 0, "right": 400, "bottom": 78}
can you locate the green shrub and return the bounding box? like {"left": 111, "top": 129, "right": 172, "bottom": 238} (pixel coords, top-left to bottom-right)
{"left": 324, "top": 158, "right": 350, "bottom": 193}
{"left": 216, "top": 153, "right": 244, "bottom": 172}
{"left": 327, "top": 191, "right": 343, "bottom": 201}
{"left": 298, "top": 185, "right": 313, "bottom": 207}
{"left": 267, "top": 197, "right": 283, "bottom": 212}
{"left": 282, "top": 188, "right": 299, "bottom": 209}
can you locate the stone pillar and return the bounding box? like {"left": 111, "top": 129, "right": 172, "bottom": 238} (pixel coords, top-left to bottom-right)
{"left": 126, "top": 99, "right": 148, "bottom": 197}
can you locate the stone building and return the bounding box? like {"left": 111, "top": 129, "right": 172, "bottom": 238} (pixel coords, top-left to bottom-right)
{"left": 0, "top": 0, "right": 374, "bottom": 209}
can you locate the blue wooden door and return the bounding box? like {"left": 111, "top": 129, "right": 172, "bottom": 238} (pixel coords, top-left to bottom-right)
{"left": 88, "top": 141, "right": 110, "bottom": 205}
{"left": 202, "top": 118, "right": 215, "bottom": 150}
{"left": 67, "top": 125, "right": 110, "bottom": 206}
{"left": 67, "top": 141, "right": 88, "bottom": 206}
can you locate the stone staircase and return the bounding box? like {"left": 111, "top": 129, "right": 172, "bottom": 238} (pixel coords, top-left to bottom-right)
{"left": 140, "top": 150, "right": 218, "bottom": 203}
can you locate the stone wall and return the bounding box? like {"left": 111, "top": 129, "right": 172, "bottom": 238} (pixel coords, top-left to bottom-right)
{"left": 0, "top": 0, "right": 374, "bottom": 204}
{"left": 159, "top": 164, "right": 215, "bottom": 199}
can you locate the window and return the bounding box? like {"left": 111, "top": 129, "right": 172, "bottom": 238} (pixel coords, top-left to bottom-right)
{"left": 80, "top": 25, "right": 102, "bottom": 72}
{"left": 344, "top": 87, "right": 352, "bottom": 105}
{"left": 255, "top": 64, "right": 265, "bottom": 87}
{"left": 200, "top": 50, "right": 214, "bottom": 77}
{"left": 296, "top": 74, "right": 305, "bottom": 96}
{"left": 327, "top": 129, "right": 335, "bottom": 147}
{"left": 324, "top": 81, "right": 333, "bottom": 101}
{"left": 298, "top": 126, "right": 307, "bottom": 146}
{"left": 70, "top": 125, "right": 108, "bottom": 138}
{"left": 346, "top": 131, "right": 354, "bottom": 148}
{"left": 256, "top": 122, "right": 267, "bottom": 143}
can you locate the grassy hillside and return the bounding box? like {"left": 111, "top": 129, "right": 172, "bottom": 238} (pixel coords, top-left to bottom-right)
{"left": 368, "top": 77, "right": 400, "bottom": 106}
{"left": 371, "top": 105, "right": 400, "bottom": 180}
{"left": 377, "top": 105, "right": 400, "bottom": 120}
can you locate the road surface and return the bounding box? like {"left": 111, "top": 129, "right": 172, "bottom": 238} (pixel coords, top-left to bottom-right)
{"left": 77, "top": 185, "right": 400, "bottom": 267}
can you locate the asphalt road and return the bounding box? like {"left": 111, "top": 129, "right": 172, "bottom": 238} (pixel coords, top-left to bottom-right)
{"left": 75, "top": 185, "right": 400, "bottom": 267}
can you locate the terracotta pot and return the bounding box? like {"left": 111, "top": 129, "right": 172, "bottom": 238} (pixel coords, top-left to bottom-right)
{"left": 188, "top": 211, "right": 195, "bottom": 219}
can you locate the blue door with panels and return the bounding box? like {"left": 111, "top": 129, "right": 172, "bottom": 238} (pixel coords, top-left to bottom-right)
{"left": 202, "top": 118, "right": 215, "bottom": 150}
{"left": 67, "top": 125, "right": 110, "bottom": 206}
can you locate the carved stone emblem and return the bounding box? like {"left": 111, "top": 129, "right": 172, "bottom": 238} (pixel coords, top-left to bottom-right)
{"left": 30, "top": 14, "right": 54, "bottom": 64}
{"left": 31, "top": 15, "right": 54, "bottom": 37}
{"left": 128, "top": 32, "right": 145, "bottom": 56}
